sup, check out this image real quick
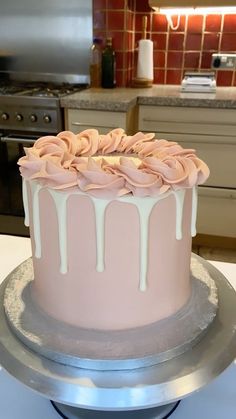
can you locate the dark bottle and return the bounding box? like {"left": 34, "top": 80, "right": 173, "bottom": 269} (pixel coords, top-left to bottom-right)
{"left": 101, "top": 38, "right": 116, "bottom": 88}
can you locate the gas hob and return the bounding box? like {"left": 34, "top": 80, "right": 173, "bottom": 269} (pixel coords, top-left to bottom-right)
{"left": 0, "top": 82, "right": 86, "bottom": 134}
{"left": 0, "top": 82, "right": 84, "bottom": 98}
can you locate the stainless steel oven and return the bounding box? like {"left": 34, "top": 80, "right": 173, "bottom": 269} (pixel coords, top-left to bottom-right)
{"left": 0, "top": 83, "right": 85, "bottom": 236}
{"left": 0, "top": 133, "right": 38, "bottom": 235}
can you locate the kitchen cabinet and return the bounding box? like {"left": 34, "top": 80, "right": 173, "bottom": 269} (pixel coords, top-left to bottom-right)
{"left": 139, "top": 105, "right": 236, "bottom": 242}
{"left": 65, "top": 107, "right": 137, "bottom": 135}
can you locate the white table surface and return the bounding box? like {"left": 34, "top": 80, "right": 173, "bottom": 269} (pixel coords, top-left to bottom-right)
{"left": 0, "top": 234, "right": 236, "bottom": 419}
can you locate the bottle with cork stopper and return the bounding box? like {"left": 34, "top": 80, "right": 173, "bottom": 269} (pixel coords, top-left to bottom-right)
{"left": 89, "top": 37, "right": 102, "bottom": 88}
{"left": 101, "top": 37, "right": 116, "bottom": 88}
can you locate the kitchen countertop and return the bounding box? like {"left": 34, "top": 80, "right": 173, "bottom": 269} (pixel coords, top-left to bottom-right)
{"left": 0, "top": 234, "right": 236, "bottom": 418}
{"left": 60, "top": 87, "right": 139, "bottom": 112}
{"left": 60, "top": 85, "right": 236, "bottom": 111}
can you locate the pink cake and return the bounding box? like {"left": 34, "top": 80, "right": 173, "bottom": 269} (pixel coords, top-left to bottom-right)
{"left": 18, "top": 129, "right": 209, "bottom": 331}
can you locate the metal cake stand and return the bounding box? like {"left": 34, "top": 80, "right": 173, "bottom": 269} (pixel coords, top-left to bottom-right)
{"left": 0, "top": 255, "right": 236, "bottom": 419}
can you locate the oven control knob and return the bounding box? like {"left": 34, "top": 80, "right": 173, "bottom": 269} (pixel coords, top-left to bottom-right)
{"left": 30, "top": 114, "right": 37, "bottom": 122}
{"left": 16, "top": 114, "right": 23, "bottom": 122}
{"left": 43, "top": 115, "right": 51, "bottom": 123}
{"left": 1, "top": 112, "right": 9, "bottom": 121}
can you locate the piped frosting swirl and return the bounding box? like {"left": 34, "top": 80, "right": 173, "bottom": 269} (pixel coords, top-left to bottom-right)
{"left": 18, "top": 129, "right": 209, "bottom": 197}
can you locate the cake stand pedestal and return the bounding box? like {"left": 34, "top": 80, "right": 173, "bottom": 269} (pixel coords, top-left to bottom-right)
{"left": 0, "top": 256, "right": 236, "bottom": 419}
{"left": 50, "top": 400, "right": 181, "bottom": 419}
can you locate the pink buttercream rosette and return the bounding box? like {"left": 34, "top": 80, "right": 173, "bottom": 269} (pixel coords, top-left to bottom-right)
{"left": 18, "top": 128, "right": 209, "bottom": 198}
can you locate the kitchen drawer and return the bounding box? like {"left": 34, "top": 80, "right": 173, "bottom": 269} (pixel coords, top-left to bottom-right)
{"left": 197, "top": 187, "right": 236, "bottom": 238}
{"left": 138, "top": 105, "right": 236, "bottom": 189}
{"left": 149, "top": 132, "right": 236, "bottom": 189}
{"left": 139, "top": 105, "right": 236, "bottom": 137}
{"left": 65, "top": 108, "right": 136, "bottom": 134}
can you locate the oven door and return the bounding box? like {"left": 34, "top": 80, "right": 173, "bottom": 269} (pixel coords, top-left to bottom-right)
{"left": 0, "top": 133, "right": 38, "bottom": 236}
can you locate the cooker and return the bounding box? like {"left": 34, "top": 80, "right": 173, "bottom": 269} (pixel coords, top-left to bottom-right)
{"left": 0, "top": 82, "right": 85, "bottom": 235}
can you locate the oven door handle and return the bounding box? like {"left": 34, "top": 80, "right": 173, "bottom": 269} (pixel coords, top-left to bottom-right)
{"left": 0, "top": 136, "right": 36, "bottom": 145}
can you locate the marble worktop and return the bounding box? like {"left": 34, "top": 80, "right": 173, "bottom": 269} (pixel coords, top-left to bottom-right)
{"left": 60, "top": 85, "right": 236, "bottom": 111}
{"left": 60, "top": 88, "right": 138, "bottom": 112}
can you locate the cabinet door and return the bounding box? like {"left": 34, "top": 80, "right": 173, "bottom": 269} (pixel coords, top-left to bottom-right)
{"left": 66, "top": 109, "right": 127, "bottom": 134}
{"left": 139, "top": 106, "right": 236, "bottom": 189}
{"left": 150, "top": 132, "right": 236, "bottom": 189}
{"left": 139, "top": 105, "right": 236, "bottom": 136}
{"left": 139, "top": 105, "right": 236, "bottom": 238}
{"left": 198, "top": 187, "right": 236, "bottom": 238}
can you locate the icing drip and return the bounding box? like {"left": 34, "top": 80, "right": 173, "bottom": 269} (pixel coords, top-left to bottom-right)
{"left": 90, "top": 197, "right": 110, "bottom": 273}
{"left": 49, "top": 190, "right": 68, "bottom": 274}
{"left": 30, "top": 182, "right": 43, "bottom": 258}
{"left": 22, "top": 179, "right": 29, "bottom": 227}
{"left": 23, "top": 182, "right": 195, "bottom": 290}
{"left": 133, "top": 199, "right": 156, "bottom": 291}
{"left": 119, "top": 196, "right": 159, "bottom": 291}
{"left": 191, "top": 186, "right": 198, "bottom": 237}
{"left": 173, "top": 190, "right": 186, "bottom": 240}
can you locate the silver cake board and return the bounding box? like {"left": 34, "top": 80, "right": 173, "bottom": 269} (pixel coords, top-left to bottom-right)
{"left": 3, "top": 255, "right": 218, "bottom": 371}
{"left": 0, "top": 255, "right": 236, "bottom": 418}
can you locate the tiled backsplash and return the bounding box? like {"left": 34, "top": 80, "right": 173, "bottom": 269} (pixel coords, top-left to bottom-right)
{"left": 93, "top": 0, "right": 236, "bottom": 87}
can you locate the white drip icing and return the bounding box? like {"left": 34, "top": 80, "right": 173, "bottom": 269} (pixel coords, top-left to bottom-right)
{"left": 90, "top": 197, "right": 110, "bottom": 272}
{"left": 23, "top": 182, "right": 196, "bottom": 289}
{"left": 22, "top": 179, "right": 29, "bottom": 227}
{"left": 173, "top": 189, "right": 186, "bottom": 240}
{"left": 30, "top": 182, "right": 43, "bottom": 258}
{"left": 191, "top": 186, "right": 198, "bottom": 237}
{"left": 119, "top": 196, "right": 159, "bottom": 291}
{"left": 49, "top": 190, "right": 68, "bottom": 274}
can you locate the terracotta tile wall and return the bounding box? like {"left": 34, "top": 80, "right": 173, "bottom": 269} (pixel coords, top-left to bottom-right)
{"left": 93, "top": 0, "right": 236, "bottom": 87}
{"left": 93, "top": 0, "right": 135, "bottom": 86}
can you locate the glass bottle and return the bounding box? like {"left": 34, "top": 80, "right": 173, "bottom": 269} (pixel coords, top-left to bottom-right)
{"left": 90, "top": 38, "right": 102, "bottom": 88}
{"left": 101, "top": 37, "right": 116, "bottom": 88}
